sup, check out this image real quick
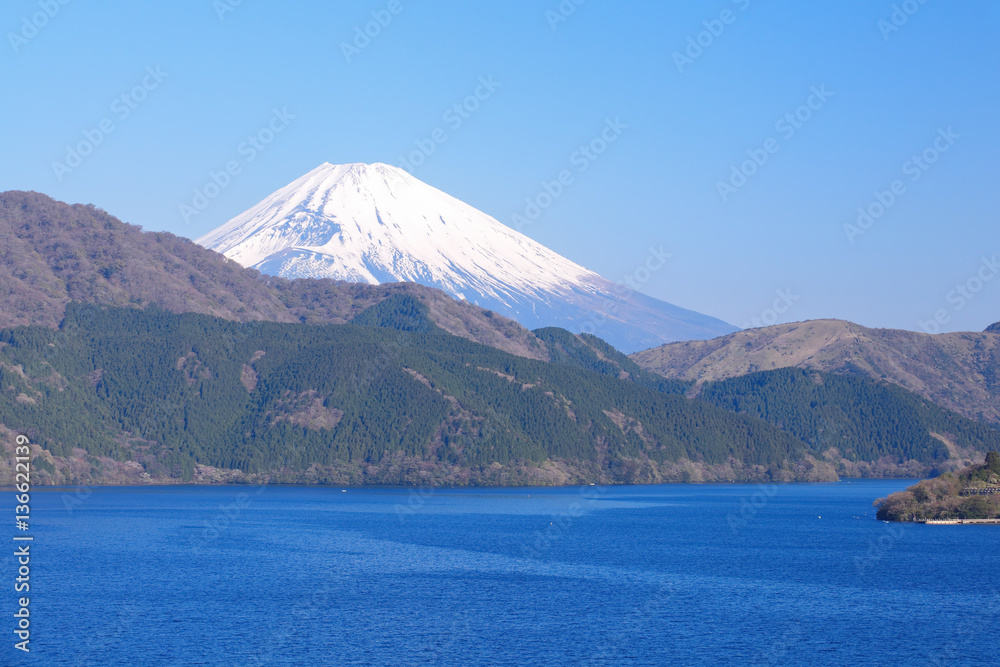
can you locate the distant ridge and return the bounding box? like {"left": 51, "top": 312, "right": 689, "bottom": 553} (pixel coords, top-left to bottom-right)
{"left": 196, "top": 162, "right": 737, "bottom": 353}
{"left": 631, "top": 318, "right": 1000, "bottom": 424}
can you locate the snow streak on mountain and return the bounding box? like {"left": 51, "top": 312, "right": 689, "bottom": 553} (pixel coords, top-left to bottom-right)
{"left": 196, "top": 163, "right": 736, "bottom": 352}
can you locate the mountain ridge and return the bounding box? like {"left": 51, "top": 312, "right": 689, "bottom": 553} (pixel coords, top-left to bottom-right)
{"left": 631, "top": 318, "right": 1000, "bottom": 424}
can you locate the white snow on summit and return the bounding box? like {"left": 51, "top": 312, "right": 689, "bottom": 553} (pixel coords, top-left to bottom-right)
{"left": 197, "top": 162, "right": 600, "bottom": 307}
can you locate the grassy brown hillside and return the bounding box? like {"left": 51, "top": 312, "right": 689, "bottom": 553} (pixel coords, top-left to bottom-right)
{"left": 0, "top": 191, "right": 547, "bottom": 360}
{"left": 0, "top": 191, "right": 292, "bottom": 327}
{"left": 631, "top": 319, "right": 1000, "bottom": 424}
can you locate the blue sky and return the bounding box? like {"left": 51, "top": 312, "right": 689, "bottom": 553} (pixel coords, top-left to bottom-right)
{"left": 2, "top": 0, "right": 997, "bottom": 334}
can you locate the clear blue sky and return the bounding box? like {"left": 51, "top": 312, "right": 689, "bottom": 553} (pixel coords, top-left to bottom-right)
{"left": 2, "top": 0, "right": 998, "bottom": 334}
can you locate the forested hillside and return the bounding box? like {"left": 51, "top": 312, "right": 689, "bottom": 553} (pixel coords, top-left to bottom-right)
{"left": 531, "top": 327, "right": 690, "bottom": 394}
{"left": 697, "top": 369, "right": 999, "bottom": 476}
{"left": 0, "top": 302, "right": 823, "bottom": 486}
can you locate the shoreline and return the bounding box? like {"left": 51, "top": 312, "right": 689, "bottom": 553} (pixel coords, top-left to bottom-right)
{"left": 3, "top": 477, "right": 919, "bottom": 493}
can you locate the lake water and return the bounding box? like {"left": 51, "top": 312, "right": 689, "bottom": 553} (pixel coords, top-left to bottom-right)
{"left": 7, "top": 480, "right": 1000, "bottom": 665}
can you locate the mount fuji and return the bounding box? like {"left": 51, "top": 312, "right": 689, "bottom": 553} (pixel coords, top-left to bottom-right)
{"left": 196, "top": 162, "right": 736, "bottom": 353}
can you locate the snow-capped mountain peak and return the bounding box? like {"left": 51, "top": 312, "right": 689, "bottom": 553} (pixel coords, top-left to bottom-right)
{"left": 196, "top": 163, "right": 736, "bottom": 352}
{"left": 197, "top": 161, "right": 595, "bottom": 304}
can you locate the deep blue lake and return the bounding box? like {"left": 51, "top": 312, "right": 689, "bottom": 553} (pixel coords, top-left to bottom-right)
{"left": 5, "top": 480, "right": 999, "bottom": 665}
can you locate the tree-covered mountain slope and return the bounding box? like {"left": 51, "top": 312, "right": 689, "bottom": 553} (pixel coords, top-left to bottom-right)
{"left": 1, "top": 302, "right": 822, "bottom": 487}
{"left": 696, "top": 368, "right": 1000, "bottom": 477}
{"left": 530, "top": 327, "right": 690, "bottom": 394}
{"left": 351, "top": 299, "right": 998, "bottom": 478}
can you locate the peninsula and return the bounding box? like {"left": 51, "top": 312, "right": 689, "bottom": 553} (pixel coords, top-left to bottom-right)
{"left": 875, "top": 452, "right": 1000, "bottom": 522}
